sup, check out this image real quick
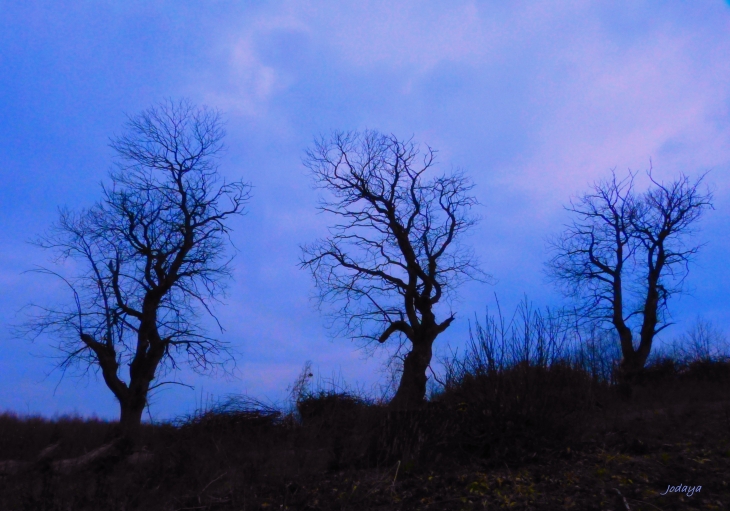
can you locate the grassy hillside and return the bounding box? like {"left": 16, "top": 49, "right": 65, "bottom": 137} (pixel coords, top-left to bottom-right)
{"left": 0, "top": 353, "right": 728, "bottom": 510}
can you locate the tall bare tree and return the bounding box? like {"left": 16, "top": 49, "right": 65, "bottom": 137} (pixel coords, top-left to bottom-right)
{"left": 300, "top": 131, "right": 489, "bottom": 409}
{"left": 27, "top": 99, "right": 251, "bottom": 434}
{"left": 547, "top": 169, "right": 712, "bottom": 376}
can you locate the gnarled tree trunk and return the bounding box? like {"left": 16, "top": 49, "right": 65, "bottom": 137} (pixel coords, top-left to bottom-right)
{"left": 118, "top": 386, "right": 150, "bottom": 437}
{"left": 390, "top": 338, "right": 434, "bottom": 410}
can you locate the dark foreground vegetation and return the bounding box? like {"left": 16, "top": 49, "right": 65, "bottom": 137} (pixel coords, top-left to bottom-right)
{"left": 1, "top": 332, "right": 729, "bottom": 511}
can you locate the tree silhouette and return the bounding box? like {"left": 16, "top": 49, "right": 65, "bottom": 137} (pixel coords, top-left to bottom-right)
{"left": 27, "top": 99, "right": 251, "bottom": 435}
{"left": 301, "top": 131, "right": 489, "bottom": 408}
{"left": 547, "top": 169, "right": 712, "bottom": 376}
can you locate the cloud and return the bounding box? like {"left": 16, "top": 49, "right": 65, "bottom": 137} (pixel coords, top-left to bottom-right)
{"left": 194, "top": 6, "right": 316, "bottom": 118}
{"left": 198, "top": 36, "right": 282, "bottom": 117}
{"left": 520, "top": 23, "right": 730, "bottom": 202}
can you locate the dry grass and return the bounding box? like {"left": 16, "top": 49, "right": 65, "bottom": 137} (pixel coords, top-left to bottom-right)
{"left": 1, "top": 306, "right": 728, "bottom": 509}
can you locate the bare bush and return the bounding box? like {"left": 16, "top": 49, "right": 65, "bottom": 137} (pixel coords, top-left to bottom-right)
{"left": 676, "top": 316, "right": 729, "bottom": 363}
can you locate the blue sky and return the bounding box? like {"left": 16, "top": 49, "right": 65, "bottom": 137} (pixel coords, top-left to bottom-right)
{"left": 1, "top": 1, "right": 728, "bottom": 420}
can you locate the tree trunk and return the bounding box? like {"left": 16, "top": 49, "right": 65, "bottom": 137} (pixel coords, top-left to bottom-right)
{"left": 619, "top": 350, "right": 646, "bottom": 377}
{"left": 618, "top": 269, "right": 662, "bottom": 379}
{"left": 634, "top": 266, "right": 662, "bottom": 373}
{"left": 617, "top": 340, "right": 649, "bottom": 395}
{"left": 117, "top": 374, "right": 154, "bottom": 438}
{"left": 390, "top": 339, "right": 433, "bottom": 410}
{"left": 620, "top": 338, "right": 652, "bottom": 375}
{"left": 119, "top": 400, "right": 146, "bottom": 437}
{"left": 116, "top": 319, "right": 165, "bottom": 438}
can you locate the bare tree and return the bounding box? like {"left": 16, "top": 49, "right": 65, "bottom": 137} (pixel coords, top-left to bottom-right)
{"left": 26, "top": 99, "right": 251, "bottom": 435}
{"left": 300, "top": 131, "right": 489, "bottom": 409}
{"left": 547, "top": 169, "right": 712, "bottom": 376}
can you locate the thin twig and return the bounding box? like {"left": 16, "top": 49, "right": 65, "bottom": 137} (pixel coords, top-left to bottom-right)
{"left": 614, "top": 488, "right": 631, "bottom": 511}
{"left": 200, "top": 471, "right": 228, "bottom": 496}
{"left": 392, "top": 460, "right": 401, "bottom": 487}
{"left": 627, "top": 496, "right": 664, "bottom": 511}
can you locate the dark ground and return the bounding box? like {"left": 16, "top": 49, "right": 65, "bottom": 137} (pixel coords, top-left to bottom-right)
{"left": 0, "top": 361, "right": 728, "bottom": 510}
